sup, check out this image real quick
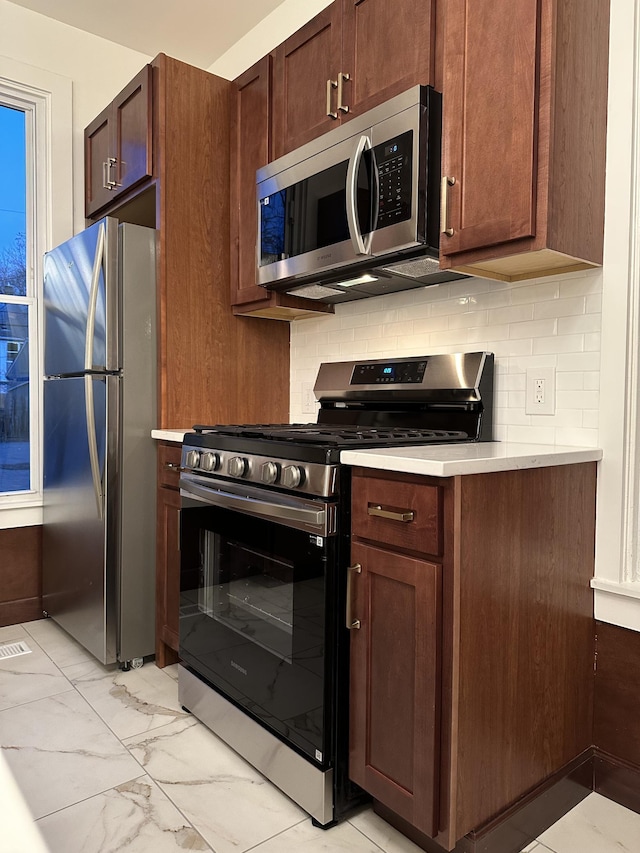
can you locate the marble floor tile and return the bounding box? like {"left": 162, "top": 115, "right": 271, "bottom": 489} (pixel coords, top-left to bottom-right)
{"left": 248, "top": 817, "right": 387, "bottom": 852}
{"left": 162, "top": 663, "right": 179, "bottom": 681}
{"left": 23, "top": 618, "right": 95, "bottom": 668}
{"left": 0, "top": 690, "right": 143, "bottom": 819}
{"left": 63, "top": 658, "right": 189, "bottom": 739}
{"left": 37, "top": 774, "right": 212, "bottom": 853}
{"left": 124, "top": 716, "right": 305, "bottom": 853}
{"left": 0, "top": 633, "right": 72, "bottom": 711}
{"left": 536, "top": 792, "right": 640, "bottom": 853}
{"left": 349, "top": 806, "right": 437, "bottom": 853}
{"left": 0, "top": 623, "right": 29, "bottom": 644}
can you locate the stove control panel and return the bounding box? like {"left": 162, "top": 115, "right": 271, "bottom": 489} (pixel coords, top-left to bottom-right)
{"left": 181, "top": 445, "right": 339, "bottom": 498}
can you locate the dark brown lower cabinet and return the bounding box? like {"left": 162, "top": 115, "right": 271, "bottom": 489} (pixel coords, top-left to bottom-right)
{"left": 349, "top": 463, "right": 597, "bottom": 852}
{"left": 0, "top": 526, "right": 42, "bottom": 626}
{"left": 155, "top": 442, "right": 181, "bottom": 667}
{"left": 349, "top": 541, "right": 441, "bottom": 837}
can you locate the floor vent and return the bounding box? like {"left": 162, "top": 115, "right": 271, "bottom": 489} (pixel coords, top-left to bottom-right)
{"left": 0, "top": 640, "right": 32, "bottom": 659}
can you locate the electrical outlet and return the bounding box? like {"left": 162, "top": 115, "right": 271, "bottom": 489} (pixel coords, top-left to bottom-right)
{"left": 525, "top": 367, "right": 556, "bottom": 415}
{"left": 302, "top": 381, "right": 316, "bottom": 415}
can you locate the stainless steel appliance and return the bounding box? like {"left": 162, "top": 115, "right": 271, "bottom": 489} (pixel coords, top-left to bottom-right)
{"left": 42, "top": 217, "right": 157, "bottom": 668}
{"left": 178, "top": 352, "right": 494, "bottom": 825}
{"left": 256, "top": 86, "right": 466, "bottom": 303}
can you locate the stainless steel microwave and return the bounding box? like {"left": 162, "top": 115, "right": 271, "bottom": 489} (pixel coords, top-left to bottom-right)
{"left": 256, "top": 86, "right": 465, "bottom": 303}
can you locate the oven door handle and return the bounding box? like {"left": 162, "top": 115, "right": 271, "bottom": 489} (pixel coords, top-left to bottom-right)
{"left": 180, "top": 475, "right": 332, "bottom": 535}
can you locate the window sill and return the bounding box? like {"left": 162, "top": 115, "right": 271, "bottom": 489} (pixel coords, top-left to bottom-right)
{"left": 0, "top": 504, "right": 43, "bottom": 529}
{"left": 592, "top": 578, "right": 640, "bottom": 632}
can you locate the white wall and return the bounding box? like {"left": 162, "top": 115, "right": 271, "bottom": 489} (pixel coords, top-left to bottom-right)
{"left": 0, "top": 0, "right": 152, "bottom": 236}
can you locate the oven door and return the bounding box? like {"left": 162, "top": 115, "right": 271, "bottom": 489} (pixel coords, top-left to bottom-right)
{"left": 179, "top": 472, "right": 338, "bottom": 766}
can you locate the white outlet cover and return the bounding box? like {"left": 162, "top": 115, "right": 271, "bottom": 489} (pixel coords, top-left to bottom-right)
{"left": 302, "top": 381, "right": 316, "bottom": 414}
{"left": 525, "top": 367, "right": 556, "bottom": 415}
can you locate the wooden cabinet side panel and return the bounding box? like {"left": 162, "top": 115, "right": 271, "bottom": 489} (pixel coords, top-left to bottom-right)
{"left": 113, "top": 64, "right": 153, "bottom": 194}
{"left": 453, "top": 463, "right": 596, "bottom": 836}
{"left": 155, "top": 56, "right": 237, "bottom": 427}
{"left": 546, "top": 0, "right": 609, "bottom": 265}
{"left": 341, "top": 0, "right": 435, "bottom": 118}
{"left": 0, "top": 526, "right": 42, "bottom": 626}
{"left": 272, "top": 4, "right": 342, "bottom": 158}
{"left": 231, "top": 57, "right": 273, "bottom": 306}
{"left": 350, "top": 541, "right": 441, "bottom": 837}
{"left": 441, "top": 0, "right": 538, "bottom": 257}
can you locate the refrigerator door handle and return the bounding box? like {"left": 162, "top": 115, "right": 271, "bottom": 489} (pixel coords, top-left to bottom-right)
{"left": 84, "top": 374, "right": 104, "bottom": 518}
{"left": 84, "top": 222, "right": 105, "bottom": 372}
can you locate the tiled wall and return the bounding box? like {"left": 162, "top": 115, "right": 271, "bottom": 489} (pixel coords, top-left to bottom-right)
{"left": 290, "top": 270, "right": 602, "bottom": 447}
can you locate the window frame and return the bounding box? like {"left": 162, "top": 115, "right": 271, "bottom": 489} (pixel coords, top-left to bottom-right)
{"left": 0, "top": 59, "right": 72, "bottom": 527}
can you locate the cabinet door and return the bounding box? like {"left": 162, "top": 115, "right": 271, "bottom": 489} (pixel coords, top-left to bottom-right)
{"left": 341, "top": 0, "right": 435, "bottom": 119}
{"left": 440, "top": 0, "right": 538, "bottom": 256}
{"left": 112, "top": 64, "right": 153, "bottom": 197}
{"left": 349, "top": 541, "right": 441, "bottom": 837}
{"left": 84, "top": 104, "right": 114, "bottom": 218}
{"left": 272, "top": 4, "right": 342, "bottom": 158}
{"left": 156, "top": 442, "right": 182, "bottom": 667}
{"left": 231, "top": 57, "right": 272, "bottom": 305}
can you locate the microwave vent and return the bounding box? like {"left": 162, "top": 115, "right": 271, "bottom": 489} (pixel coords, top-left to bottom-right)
{"left": 377, "top": 255, "right": 442, "bottom": 280}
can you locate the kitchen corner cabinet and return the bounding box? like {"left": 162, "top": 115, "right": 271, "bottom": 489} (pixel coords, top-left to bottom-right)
{"left": 271, "top": 0, "right": 436, "bottom": 159}
{"left": 230, "top": 57, "right": 333, "bottom": 319}
{"left": 349, "top": 463, "right": 597, "bottom": 850}
{"left": 155, "top": 442, "right": 181, "bottom": 666}
{"left": 84, "top": 65, "right": 153, "bottom": 219}
{"left": 440, "top": 0, "right": 610, "bottom": 282}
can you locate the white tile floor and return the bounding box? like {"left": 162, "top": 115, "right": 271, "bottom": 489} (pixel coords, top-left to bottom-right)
{"left": 1, "top": 619, "right": 640, "bottom": 853}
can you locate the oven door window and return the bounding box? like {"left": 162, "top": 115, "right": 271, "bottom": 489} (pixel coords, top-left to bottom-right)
{"left": 180, "top": 504, "right": 334, "bottom": 766}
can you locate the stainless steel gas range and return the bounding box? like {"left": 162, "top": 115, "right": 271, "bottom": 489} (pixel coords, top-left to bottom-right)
{"left": 177, "top": 351, "right": 494, "bottom": 826}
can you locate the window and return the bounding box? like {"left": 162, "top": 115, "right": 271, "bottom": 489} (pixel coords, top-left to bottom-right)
{"left": 0, "top": 59, "right": 72, "bottom": 522}
{"left": 0, "top": 100, "right": 32, "bottom": 496}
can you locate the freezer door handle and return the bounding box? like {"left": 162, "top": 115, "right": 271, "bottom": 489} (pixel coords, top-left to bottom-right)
{"left": 84, "top": 374, "right": 104, "bottom": 518}
{"left": 84, "top": 222, "right": 105, "bottom": 372}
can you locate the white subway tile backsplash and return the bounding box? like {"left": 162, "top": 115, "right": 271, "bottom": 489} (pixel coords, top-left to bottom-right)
{"left": 289, "top": 272, "right": 603, "bottom": 447}
{"left": 534, "top": 297, "right": 586, "bottom": 319}
{"left": 557, "top": 313, "right": 602, "bottom": 335}
{"left": 533, "top": 334, "right": 584, "bottom": 355}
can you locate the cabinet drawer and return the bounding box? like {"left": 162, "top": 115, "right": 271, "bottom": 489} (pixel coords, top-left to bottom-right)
{"left": 158, "top": 443, "right": 182, "bottom": 489}
{"left": 351, "top": 473, "right": 442, "bottom": 556}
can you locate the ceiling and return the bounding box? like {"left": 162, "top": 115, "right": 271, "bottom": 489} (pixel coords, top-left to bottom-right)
{"left": 8, "top": 0, "right": 288, "bottom": 69}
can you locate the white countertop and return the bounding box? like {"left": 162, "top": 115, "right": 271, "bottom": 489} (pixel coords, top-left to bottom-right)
{"left": 151, "top": 429, "right": 191, "bottom": 443}
{"left": 340, "top": 442, "right": 602, "bottom": 477}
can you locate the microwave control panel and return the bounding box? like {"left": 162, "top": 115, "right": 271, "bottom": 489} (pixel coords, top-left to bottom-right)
{"left": 374, "top": 130, "right": 413, "bottom": 228}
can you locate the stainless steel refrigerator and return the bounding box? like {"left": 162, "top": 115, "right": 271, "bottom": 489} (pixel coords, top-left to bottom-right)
{"left": 42, "top": 217, "right": 157, "bottom": 667}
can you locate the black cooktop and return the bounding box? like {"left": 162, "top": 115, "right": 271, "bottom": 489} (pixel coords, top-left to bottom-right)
{"left": 193, "top": 423, "right": 468, "bottom": 446}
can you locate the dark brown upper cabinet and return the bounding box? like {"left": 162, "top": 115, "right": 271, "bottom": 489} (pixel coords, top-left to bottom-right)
{"left": 272, "top": 0, "right": 436, "bottom": 159}
{"left": 439, "top": 0, "right": 610, "bottom": 282}
{"left": 84, "top": 65, "right": 153, "bottom": 219}
{"left": 230, "top": 56, "right": 334, "bottom": 319}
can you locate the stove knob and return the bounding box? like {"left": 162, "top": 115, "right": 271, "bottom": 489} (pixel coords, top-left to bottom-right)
{"left": 185, "top": 450, "right": 200, "bottom": 469}
{"left": 228, "top": 456, "right": 248, "bottom": 478}
{"left": 200, "top": 451, "right": 219, "bottom": 472}
{"left": 282, "top": 465, "right": 304, "bottom": 489}
{"left": 261, "top": 461, "right": 280, "bottom": 484}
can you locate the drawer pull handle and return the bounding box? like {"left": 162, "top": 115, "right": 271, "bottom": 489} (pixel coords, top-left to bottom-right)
{"left": 367, "top": 504, "right": 415, "bottom": 523}
{"left": 346, "top": 563, "right": 361, "bottom": 630}
{"left": 164, "top": 462, "right": 181, "bottom": 470}
{"left": 441, "top": 175, "right": 455, "bottom": 237}
{"left": 326, "top": 78, "right": 338, "bottom": 118}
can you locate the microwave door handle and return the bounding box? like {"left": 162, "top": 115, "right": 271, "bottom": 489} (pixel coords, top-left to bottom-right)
{"left": 346, "top": 134, "right": 373, "bottom": 256}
